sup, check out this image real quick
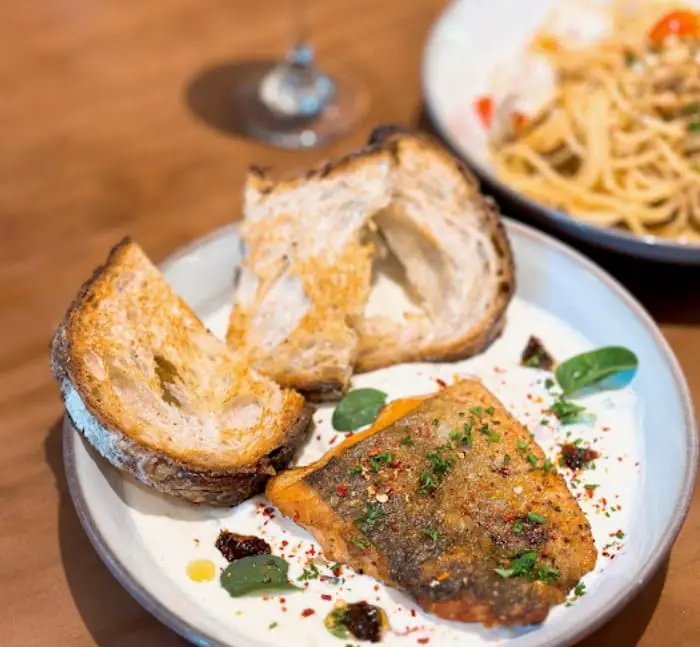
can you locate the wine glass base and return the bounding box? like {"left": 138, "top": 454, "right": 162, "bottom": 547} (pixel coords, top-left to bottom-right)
{"left": 231, "top": 63, "right": 369, "bottom": 149}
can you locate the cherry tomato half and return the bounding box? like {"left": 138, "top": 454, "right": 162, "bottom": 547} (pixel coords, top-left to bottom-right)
{"left": 649, "top": 10, "right": 700, "bottom": 45}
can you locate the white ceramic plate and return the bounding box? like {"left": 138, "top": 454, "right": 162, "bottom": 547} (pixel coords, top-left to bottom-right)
{"left": 63, "top": 220, "right": 697, "bottom": 647}
{"left": 423, "top": 0, "right": 700, "bottom": 264}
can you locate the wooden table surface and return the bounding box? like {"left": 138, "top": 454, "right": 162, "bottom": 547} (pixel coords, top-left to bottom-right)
{"left": 1, "top": 0, "right": 699, "bottom": 645}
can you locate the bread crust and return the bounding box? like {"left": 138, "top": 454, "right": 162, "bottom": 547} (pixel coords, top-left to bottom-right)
{"left": 51, "top": 238, "right": 314, "bottom": 506}
{"left": 355, "top": 126, "right": 516, "bottom": 372}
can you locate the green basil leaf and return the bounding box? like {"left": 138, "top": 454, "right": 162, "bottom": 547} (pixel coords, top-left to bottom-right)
{"left": 332, "top": 388, "right": 388, "bottom": 431}
{"left": 220, "top": 555, "right": 299, "bottom": 597}
{"left": 556, "top": 347, "right": 638, "bottom": 395}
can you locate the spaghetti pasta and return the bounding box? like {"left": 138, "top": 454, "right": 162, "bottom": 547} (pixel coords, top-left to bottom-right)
{"left": 486, "top": 0, "right": 700, "bottom": 241}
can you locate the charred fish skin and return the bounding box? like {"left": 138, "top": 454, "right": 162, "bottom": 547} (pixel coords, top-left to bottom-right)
{"left": 277, "top": 380, "right": 597, "bottom": 627}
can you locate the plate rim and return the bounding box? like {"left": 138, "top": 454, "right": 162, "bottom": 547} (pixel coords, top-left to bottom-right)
{"left": 421, "top": 0, "right": 700, "bottom": 263}
{"left": 63, "top": 218, "right": 698, "bottom": 647}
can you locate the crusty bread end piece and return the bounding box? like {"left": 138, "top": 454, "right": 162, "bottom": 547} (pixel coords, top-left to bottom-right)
{"left": 51, "top": 239, "right": 313, "bottom": 506}
{"left": 356, "top": 126, "right": 515, "bottom": 371}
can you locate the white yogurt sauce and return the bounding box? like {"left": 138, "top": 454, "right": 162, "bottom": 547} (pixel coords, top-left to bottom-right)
{"left": 124, "top": 296, "right": 640, "bottom": 646}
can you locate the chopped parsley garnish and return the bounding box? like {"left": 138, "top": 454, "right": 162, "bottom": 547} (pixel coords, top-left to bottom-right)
{"left": 513, "top": 519, "right": 523, "bottom": 533}
{"left": 527, "top": 512, "right": 547, "bottom": 524}
{"left": 355, "top": 503, "right": 385, "bottom": 532}
{"left": 526, "top": 453, "right": 538, "bottom": 467}
{"left": 419, "top": 446, "right": 456, "bottom": 494}
{"left": 503, "top": 454, "right": 511, "bottom": 466}
{"left": 419, "top": 469, "right": 437, "bottom": 494}
{"left": 432, "top": 418, "right": 440, "bottom": 426}
{"left": 488, "top": 431, "right": 501, "bottom": 443}
{"left": 540, "top": 418, "right": 550, "bottom": 426}
{"left": 494, "top": 550, "right": 537, "bottom": 579}
{"left": 480, "top": 423, "right": 490, "bottom": 434}
{"left": 584, "top": 483, "right": 599, "bottom": 490}
{"left": 542, "top": 458, "right": 553, "bottom": 473}
{"left": 544, "top": 377, "right": 555, "bottom": 390}
{"left": 421, "top": 527, "right": 440, "bottom": 542}
{"left": 537, "top": 565, "right": 560, "bottom": 584}
{"left": 458, "top": 411, "right": 465, "bottom": 417}
{"left": 350, "top": 537, "right": 370, "bottom": 549}
{"left": 517, "top": 439, "right": 528, "bottom": 451}
{"left": 269, "top": 622, "right": 278, "bottom": 629}
{"left": 495, "top": 551, "right": 559, "bottom": 584}
{"left": 449, "top": 428, "right": 472, "bottom": 448}
{"left": 470, "top": 406, "right": 484, "bottom": 418}
{"left": 689, "top": 121, "right": 700, "bottom": 133}
{"left": 400, "top": 435, "right": 414, "bottom": 447}
{"left": 350, "top": 464, "right": 363, "bottom": 476}
{"left": 550, "top": 397, "right": 590, "bottom": 425}
{"left": 427, "top": 448, "right": 456, "bottom": 477}
{"left": 615, "top": 530, "right": 625, "bottom": 539}
{"left": 574, "top": 581, "right": 586, "bottom": 597}
{"left": 485, "top": 406, "right": 495, "bottom": 415}
{"left": 297, "top": 563, "right": 321, "bottom": 581}
{"left": 368, "top": 451, "right": 394, "bottom": 472}
{"left": 624, "top": 51, "right": 636, "bottom": 66}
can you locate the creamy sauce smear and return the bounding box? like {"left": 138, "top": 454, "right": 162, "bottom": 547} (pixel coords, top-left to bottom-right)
{"left": 125, "top": 296, "right": 641, "bottom": 646}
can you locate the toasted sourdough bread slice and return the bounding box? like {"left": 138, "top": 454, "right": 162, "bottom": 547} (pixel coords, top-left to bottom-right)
{"left": 226, "top": 148, "right": 394, "bottom": 401}
{"left": 356, "top": 127, "right": 515, "bottom": 372}
{"left": 267, "top": 380, "right": 597, "bottom": 626}
{"left": 51, "top": 239, "right": 313, "bottom": 506}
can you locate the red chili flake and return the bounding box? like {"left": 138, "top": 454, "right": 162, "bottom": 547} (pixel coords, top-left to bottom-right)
{"left": 329, "top": 436, "right": 338, "bottom": 445}
{"left": 316, "top": 434, "right": 321, "bottom": 440}
{"left": 309, "top": 545, "right": 316, "bottom": 556}
{"left": 390, "top": 522, "right": 399, "bottom": 532}
{"left": 411, "top": 609, "right": 417, "bottom": 617}
{"left": 301, "top": 608, "right": 315, "bottom": 617}
{"left": 281, "top": 540, "right": 289, "bottom": 547}
{"left": 527, "top": 393, "right": 533, "bottom": 400}
{"left": 435, "top": 378, "right": 447, "bottom": 388}
{"left": 373, "top": 584, "right": 380, "bottom": 592}
{"left": 331, "top": 465, "right": 340, "bottom": 474}
{"left": 584, "top": 487, "right": 596, "bottom": 499}
{"left": 503, "top": 513, "right": 515, "bottom": 522}
{"left": 321, "top": 594, "right": 332, "bottom": 601}
{"left": 418, "top": 639, "right": 430, "bottom": 644}
{"left": 600, "top": 497, "right": 608, "bottom": 506}
{"left": 263, "top": 507, "right": 275, "bottom": 517}
{"left": 281, "top": 606, "right": 288, "bottom": 613}
{"left": 336, "top": 484, "right": 349, "bottom": 497}
{"left": 602, "top": 426, "right": 610, "bottom": 432}
{"left": 280, "top": 597, "right": 286, "bottom": 604}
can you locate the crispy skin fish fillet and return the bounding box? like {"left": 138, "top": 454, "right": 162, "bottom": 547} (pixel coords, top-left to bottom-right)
{"left": 267, "top": 380, "right": 596, "bottom": 627}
